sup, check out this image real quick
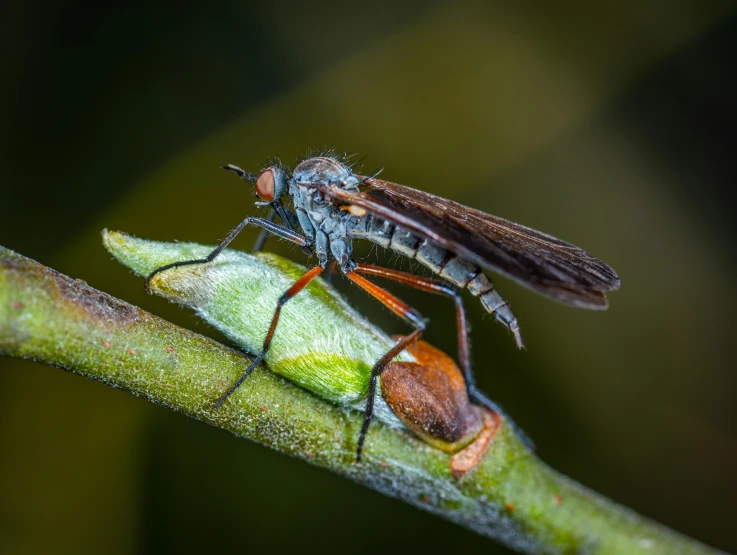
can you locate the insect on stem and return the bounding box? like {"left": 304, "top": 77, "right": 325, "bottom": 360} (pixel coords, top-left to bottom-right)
{"left": 143, "top": 152, "right": 620, "bottom": 460}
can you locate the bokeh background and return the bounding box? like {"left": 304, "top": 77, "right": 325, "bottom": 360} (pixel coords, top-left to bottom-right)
{"left": 2, "top": 1, "right": 736, "bottom": 553}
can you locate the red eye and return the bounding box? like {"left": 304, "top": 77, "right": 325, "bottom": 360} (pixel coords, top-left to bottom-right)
{"left": 255, "top": 169, "right": 275, "bottom": 202}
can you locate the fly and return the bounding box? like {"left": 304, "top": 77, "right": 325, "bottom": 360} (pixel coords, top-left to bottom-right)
{"left": 145, "top": 153, "right": 620, "bottom": 461}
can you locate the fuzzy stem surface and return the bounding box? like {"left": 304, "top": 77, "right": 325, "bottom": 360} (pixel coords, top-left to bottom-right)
{"left": 0, "top": 239, "right": 722, "bottom": 555}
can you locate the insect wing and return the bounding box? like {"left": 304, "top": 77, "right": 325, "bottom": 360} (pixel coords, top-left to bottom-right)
{"left": 318, "top": 178, "right": 620, "bottom": 309}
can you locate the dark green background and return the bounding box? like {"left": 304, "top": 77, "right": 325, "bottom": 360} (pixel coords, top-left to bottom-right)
{"left": 2, "top": 1, "right": 736, "bottom": 553}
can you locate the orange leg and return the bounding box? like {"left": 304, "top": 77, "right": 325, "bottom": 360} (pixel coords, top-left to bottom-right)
{"left": 352, "top": 264, "right": 534, "bottom": 450}
{"left": 213, "top": 265, "right": 325, "bottom": 409}
{"left": 344, "top": 271, "right": 426, "bottom": 461}
{"left": 354, "top": 264, "right": 471, "bottom": 385}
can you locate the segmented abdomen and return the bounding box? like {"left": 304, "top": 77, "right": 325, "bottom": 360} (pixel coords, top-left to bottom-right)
{"left": 349, "top": 216, "right": 520, "bottom": 340}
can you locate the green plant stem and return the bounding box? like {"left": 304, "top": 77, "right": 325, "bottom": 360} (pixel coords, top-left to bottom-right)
{"left": 0, "top": 244, "right": 722, "bottom": 555}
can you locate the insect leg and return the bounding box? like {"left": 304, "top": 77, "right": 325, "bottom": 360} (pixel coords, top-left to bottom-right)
{"left": 324, "top": 261, "right": 340, "bottom": 285}
{"left": 213, "top": 264, "right": 325, "bottom": 409}
{"left": 354, "top": 264, "right": 534, "bottom": 450}
{"left": 277, "top": 205, "right": 303, "bottom": 233}
{"left": 253, "top": 205, "right": 315, "bottom": 257}
{"left": 250, "top": 208, "right": 276, "bottom": 253}
{"left": 222, "top": 164, "right": 284, "bottom": 254}
{"left": 343, "top": 271, "right": 426, "bottom": 462}
{"left": 354, "top": 264, "right": 471, "bottom": 376}
{"left": 144, "top": 217, "right": 309, "bottom": 293}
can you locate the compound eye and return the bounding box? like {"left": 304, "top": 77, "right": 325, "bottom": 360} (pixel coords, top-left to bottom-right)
{"left": 255, "top": 169, "right": 275, "bottom": 202}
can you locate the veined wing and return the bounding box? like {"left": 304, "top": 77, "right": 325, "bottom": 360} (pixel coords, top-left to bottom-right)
{"left": 318, "top": 177, "right": 620, "bottom": 309}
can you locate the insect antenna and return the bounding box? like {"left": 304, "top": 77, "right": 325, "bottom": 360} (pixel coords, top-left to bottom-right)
{"left": 221, "top": 164, "right": 258, "bottom": 182}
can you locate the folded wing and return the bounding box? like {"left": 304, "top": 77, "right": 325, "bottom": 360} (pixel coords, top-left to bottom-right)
{"left": 318, "top": 177, "right": 620, "bottom": 309}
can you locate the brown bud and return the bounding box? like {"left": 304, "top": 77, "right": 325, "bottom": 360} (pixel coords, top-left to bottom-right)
{"left": 381, "top": 338, "right": 483, "bottom": 453}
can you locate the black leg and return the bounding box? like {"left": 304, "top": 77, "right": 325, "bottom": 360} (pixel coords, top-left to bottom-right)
{"left": 213, "top": 265, "right": 325, "bottom": 408}
{"left": 252, "top": 205, "right": 315, "bottom": 256}
{"left": 344, "top": 271, "right": 427, "bottom": 462}
{"left": 145, "top": 217, "right": 309, "bottom": 293}
{"left": 222, "top": 163, "right": 313, "bottom": 257}
{"left": 273, "top": 203, "right": 314, "bottom": 257}
{"left": 251, "top": 209, "right": 276, "bottom": 253}
{"left": 357, "top": 330, "right": 423, "bottom": 461}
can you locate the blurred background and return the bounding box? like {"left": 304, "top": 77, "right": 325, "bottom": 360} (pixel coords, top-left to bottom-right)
{"left": 2, "top": 1, "right": 736, "bottom": 553}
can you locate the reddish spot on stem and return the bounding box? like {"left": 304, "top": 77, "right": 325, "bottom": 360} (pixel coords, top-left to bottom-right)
{"left": 260, "top": 405, "right": 268, "bottom": 413}
{"left": 553, "top": 495, "right": 564, "bottom": 505}
{"left": 505, "top": 504, "right": 515, "bottom": 513}
{"left": 103, "top": 341, "right": 111, "bottom": 348}
{"left": 450, "top": 409, "right": 502, "bottom": 477}
{"left": 11, "top": 300, "right": 24, "bottom": 310}
{"left": 164, "top": 345, "right": 175, "bottom": 353}
{"left": 128, "top": 348, "right": 136, "bottom": 355}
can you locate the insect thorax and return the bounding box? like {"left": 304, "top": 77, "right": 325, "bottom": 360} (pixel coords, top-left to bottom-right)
{"left": 288, "top": 157, "right": 365, "bottom": 268}
{"left": 292, "top": 157, "right": 360, "bottom": 191}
